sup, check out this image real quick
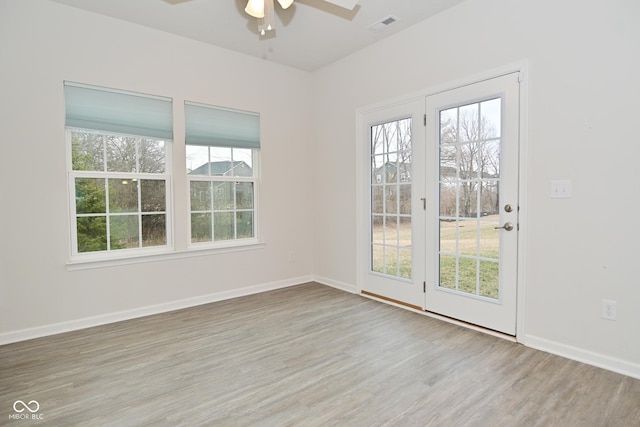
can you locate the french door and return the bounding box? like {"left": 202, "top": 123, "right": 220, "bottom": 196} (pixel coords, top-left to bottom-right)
{"left": 359, "top": 72, "right": 521, "bottom": 335}
{"left": 424, "top": 73, "right": 520, "bottom": 335}
{"left": 360, "top": 99, "right": 425, "bottom": 309}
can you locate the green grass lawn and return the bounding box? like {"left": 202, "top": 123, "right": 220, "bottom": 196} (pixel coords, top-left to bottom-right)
{"left": 372, "top": 216, "right": 500, "bottom": 299}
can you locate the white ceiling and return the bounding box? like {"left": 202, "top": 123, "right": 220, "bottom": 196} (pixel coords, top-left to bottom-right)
{"left": 49, "top": 0, "right": 466, "bottom": 71}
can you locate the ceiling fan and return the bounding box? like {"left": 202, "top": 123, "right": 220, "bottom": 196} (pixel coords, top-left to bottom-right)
{"left": 245, "top": 0, "right": 359, "bottom": 35}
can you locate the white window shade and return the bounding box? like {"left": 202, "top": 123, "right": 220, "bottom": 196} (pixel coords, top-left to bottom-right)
{"left": 64, "top": 82, "right": 173, "bottom": 140}
{"left": 185, "top": 102, "right": 260, "bottom": 150}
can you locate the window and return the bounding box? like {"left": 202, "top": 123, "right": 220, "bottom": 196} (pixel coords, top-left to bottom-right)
{"left": 184, "top": 102, "right": 260, "bottom": 246}
{"left": 65, "top": 83, "right": 173, "bottom": 258}
{"left": 371, "top": 118, "right": 412, "bottom": 279}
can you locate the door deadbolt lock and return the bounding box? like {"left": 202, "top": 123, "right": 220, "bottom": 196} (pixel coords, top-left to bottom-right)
{"left": 504, "top": 204, "right": 513, "bottom": 213}
{"left": 495, "top": 222, "right": 514, "bottom": 231}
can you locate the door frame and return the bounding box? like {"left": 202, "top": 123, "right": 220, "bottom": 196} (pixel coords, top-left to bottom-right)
{"left": 356, "top": 60, "right": 529, "bottom": 340}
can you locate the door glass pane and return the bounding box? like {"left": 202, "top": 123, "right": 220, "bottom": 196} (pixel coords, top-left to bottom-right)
{"left": 438, "top": 98, "right": 501, "bottom": 300}
{"left": 370, "top": 117, "right": 412, "bottom": 279}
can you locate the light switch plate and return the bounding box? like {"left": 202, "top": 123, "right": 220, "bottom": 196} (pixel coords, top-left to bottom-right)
{"left": 550, "top": 180, "right": 571, "bottom": 199}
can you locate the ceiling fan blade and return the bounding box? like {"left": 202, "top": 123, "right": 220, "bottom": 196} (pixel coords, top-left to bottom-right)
{"left": 321, "top": 0, "right": 359, "bottom": 10}
{"left": 161, "top": 0, "right": 193, "bottom": 5}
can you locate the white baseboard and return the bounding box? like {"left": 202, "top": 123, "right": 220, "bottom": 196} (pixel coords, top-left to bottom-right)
{"left": 0, "top": 275, "right": 313, "bottom": 345}
{"left": 525, "top": 334, "right": 640, "bottom": 380}
{"left": 312, "top": 276, "right": 357, "bottom": 294}
{"left": 4, "top": 277, "right": 638, "bottom": 382}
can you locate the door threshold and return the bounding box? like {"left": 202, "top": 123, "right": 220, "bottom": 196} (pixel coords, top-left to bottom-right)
{"left": 422, "top": 309, "right": 517, "bottom": 342}
{"left": 360, "top": 290, "right": 517, "bottom": 342}
{"left": 360, "top": 290, "right": 422, "bottom": 311}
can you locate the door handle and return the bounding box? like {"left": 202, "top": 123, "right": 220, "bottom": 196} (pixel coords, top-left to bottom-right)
{"left": 495, "top": 222, "right": 514, "bottom": 231}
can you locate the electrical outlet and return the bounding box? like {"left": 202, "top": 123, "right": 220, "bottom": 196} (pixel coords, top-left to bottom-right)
{"left": 288, "top": 251, "right": 295, "bottom": 263}
{"left": 602, "top": 299, "right": 617, "bottom": 321}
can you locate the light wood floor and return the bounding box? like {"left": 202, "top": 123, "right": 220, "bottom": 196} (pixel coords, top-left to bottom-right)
{"left": 1, "top": 283, "right": 639, "bottom": 426}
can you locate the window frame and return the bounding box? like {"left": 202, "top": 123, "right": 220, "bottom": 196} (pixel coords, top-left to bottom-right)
{"left": 63, "top": 83, "right": 266, "bottom": 270}
{"left": 186, "top": 146, "right": 260, "bottom": 249}
{"left": 66, "top": 128, "right": 174, "bottom": 262}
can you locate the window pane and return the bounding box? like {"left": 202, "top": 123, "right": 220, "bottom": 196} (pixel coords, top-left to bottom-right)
{"left": 399, "top": 184, "right": 411, "bottom": 215}
{"left": 481, "top": 140, "right": 500, "bottom": 178}
{"left": 187, "top": 145, "right": 210, "bottom": 175}
{"left": 109, "top": 179, "right": 138, "bottom": 213}
{"left": 458, "top": 257, "right": 477, "bottom": 294}
{"left": 385, "top": 186, "right": 397, "bottom": 214}
{"left": 109, "top": 215, "right": 139, "bottom": 249}
{"left": 372, "top": 155, "right": 384, "bottom": 183}
{"left": 480, "top": 98, "right": 501, "bottom": 139}
{"left": 106, "top": 135, "right": 137, "bottom": 173}
{"left": 76, "top": 216, "right": 107, "bottom": 252}
{"left": 480, "top": 220, "right": 500, "bottom": 259}
{"left": 235, "top": 182, "right": 254, "bottom": 209}
{"left": 371, "top": 245, "right": 384, "bottom": 274}
{"left": 141, "top": 180, "right": 166, "bottom": 213}
{"left": 480, "top": 181, "right": 499, "bottom": 215}
{"left": 139, "top": 140, "right": 165, "bottom": 173}
{"left": 439, "top": 183, "right": 457, "bottom": 217}
{"left": 459, "top": 142, "right": 479, "bottom": 181}
{"left": 75, "top": 178, "right": 106, "bottom": 214}
{"left": 459, "top": 104, "right": 479, "bottom": 143}
{"left": 479, "top": 260, "right": 499, "bottom": 299}
{"left": 72, "top": 132, "right": 104, "bottom": 171}
{"left": 142, "top": 214, "right": 166, "bottom": 247}
{"left": 440, "top": 144, "right": 456, "bottom": 172}
{"left": 384, "top": 246, "right": 398, "bottom": 276}
{"left": 398, "top": 248, "right": 412, "bottom": 279}
{"left": 400, "top": 217, "right": 412, "bottom": 249}
{"left": 440, "top": 108, "right": 457, "bottom": 144}
{"left": 209, "top": 147, "right": 232, "bottom": 176}
{"left": 191, "top": 213, "right": 212, "bottom": 242}
{"left": 440, "top": 255, "right": 457, "bottom": 289}
{"left": 213, "top": 182, "right": 233, "bottom": 210}
{"left": 233, "top": 149, "right": 253, "bottom": 177}
{"left": 459, "top": 219, "right": 479, "bottom": 257}
{"left": 190, "top": 181, "right": 211, "bottom": 211}
{"left": 440, "top": 220, "right": 456, "bottom": 254}
{"left": 385, "top": 158, "right": 399, "bottom": 183}
{"left": 372, "top": 186, "right": 383, "bottom": 214}
{"left": 214, "top": 212, "right": 234, "bottom": 240}
{"left": 371, "top": 216, "right": 384, "bottom": 245}
{"left": 236, "top": 211, "right": 253, "bottom": 239}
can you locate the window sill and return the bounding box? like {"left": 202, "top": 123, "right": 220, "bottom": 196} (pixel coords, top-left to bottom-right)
{"left": 66, "top": 241, "right": 266, "bottom": 271}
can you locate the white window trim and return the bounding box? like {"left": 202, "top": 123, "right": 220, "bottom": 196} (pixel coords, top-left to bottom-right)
{"left": 66, "top": 242, "right": 267, "bottom": 271}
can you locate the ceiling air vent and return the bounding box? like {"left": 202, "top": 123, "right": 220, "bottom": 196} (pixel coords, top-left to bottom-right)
{"left": 369, "top": 15, "right": 400, "bottom": 32}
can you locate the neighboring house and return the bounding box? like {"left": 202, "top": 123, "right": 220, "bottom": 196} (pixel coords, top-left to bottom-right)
{"left": 189, "top": 161, "right": 252, "bottom": 176}
{"left": 373, "top": 162, "right": 411, "bottom": 183}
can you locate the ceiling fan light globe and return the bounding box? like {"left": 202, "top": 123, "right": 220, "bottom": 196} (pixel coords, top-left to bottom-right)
{"left": 277, "top": 0, "right": 294, "bottom": 9}
{"left": 245, "top": 0, "right": 264, "bottom": 18}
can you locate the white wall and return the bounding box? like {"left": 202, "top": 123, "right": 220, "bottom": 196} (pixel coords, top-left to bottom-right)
{"left": 312, "top": 0, "right": 640, "bottom": 376}
{"left": 0, "top": 0, "right": 314, "bottom": 339}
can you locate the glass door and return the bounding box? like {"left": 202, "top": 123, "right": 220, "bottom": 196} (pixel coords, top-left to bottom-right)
{"left": 360, "top": 99, "right": 425, "bottom": 308}
{"left": 425, "top": 73, "right": 520, "bottom": 335}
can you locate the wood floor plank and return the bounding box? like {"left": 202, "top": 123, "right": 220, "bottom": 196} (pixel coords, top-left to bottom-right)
{"left": 1, "top": 282, "right": 639, "bottom": 426}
